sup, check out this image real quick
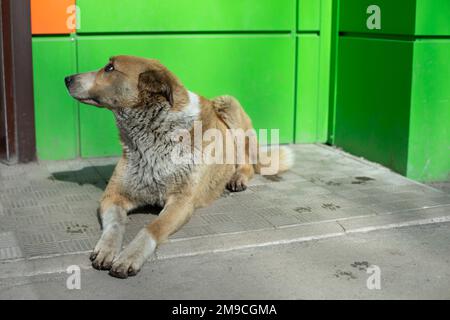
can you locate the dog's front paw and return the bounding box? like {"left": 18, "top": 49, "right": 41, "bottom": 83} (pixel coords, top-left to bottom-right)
{"left": 90, "top": 228, "right": 123, "bottom": 270}
{"left": 109, "top": 229, "right": 156, "bottom": 279}
{"left": 227, "top": 174, "right": 248, "bottom": 192}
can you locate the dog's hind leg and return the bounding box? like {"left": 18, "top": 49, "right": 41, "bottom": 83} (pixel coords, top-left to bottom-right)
{"left": 213, "top": 95, "right": 256, "bottom": 192}
{"left": 109, "top": 194, "right": 195, "bottom": 279}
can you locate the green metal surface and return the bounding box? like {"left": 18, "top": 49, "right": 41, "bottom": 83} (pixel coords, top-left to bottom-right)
{"left": 415, "top": 0, "right": 450, "bottom": 36}
{"left": 32, "top": 37, "right": 79, "bottom": 160}
{"left": 334, "top": 37, "right": 414, "bottom": 175}
{"left": 317, "top": 0, "right": 334, "bottom": 142}
{"left": 296, "top": 0, "right": 334, "bottom": 143}
{"left": 298, "top": 0, "right": 321, "bottom": 31}
{"left": 30, "top": 0, "right": 448, "bottom": 183}
{"left": 340, "top": 0, "right": 450, "bottom": 36}
{"left": 327, "top": 0, "right": 340, "bottom": 144}
{"left": 77, "top": 35, "right": 295, "bottom": 157}
{"left": 339, "top": 0, "right": 416, "bottom": 35}
{"left": 296, "top": 35, "right": 320, "bottom": 143}
{"left": 31, "top": 1, "right": 334, "bottom": 160}
{"left": 335, "top": 0, "right": 450, "bottom": 181}
{"left": 408, "top": 40, "right": 450, "bottom": 181}
{"left": 77, "top": 0, "right": 295, "bottom": 33}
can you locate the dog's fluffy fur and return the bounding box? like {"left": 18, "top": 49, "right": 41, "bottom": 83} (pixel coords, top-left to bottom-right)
{"left": 65, "top": 56, "right": 293, "bottom": 278}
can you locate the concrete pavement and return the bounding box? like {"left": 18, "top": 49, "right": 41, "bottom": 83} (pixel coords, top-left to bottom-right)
{"left": 0, "top": 222, "right": 449, "bottom": 299}
{"left": 0, "top": 144, "right": 449, "bottom": 299}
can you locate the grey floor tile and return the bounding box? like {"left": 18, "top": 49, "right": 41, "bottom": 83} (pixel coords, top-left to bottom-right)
{"left": 0, "top": 144, "right": 448, "bottom": 262}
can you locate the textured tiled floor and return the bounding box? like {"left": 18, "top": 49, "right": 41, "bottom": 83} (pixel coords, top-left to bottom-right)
{"left": 0, "top": 144, "right": 449, "bottom": 263}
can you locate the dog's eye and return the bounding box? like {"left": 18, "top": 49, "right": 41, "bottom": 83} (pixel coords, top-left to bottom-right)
{"left": 104, "top": 64, "right": 114, "bottom": 73}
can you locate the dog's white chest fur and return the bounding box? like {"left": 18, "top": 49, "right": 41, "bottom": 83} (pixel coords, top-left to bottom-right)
{"left": 123, "top": 139, "right": 192, "bottom": 206}
{"left": 115, "top": 94, "right": 199, "bottom": 206}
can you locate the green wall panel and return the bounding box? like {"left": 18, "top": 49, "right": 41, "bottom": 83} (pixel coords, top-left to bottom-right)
{"left": 335, "top": 37, "right": 414, "bottom": 175}
{"left": 415, "top": 0, "right": 450, "bottom": 36}
{"left": 340, "top": 0, "right": 416, "bottom": 35}
{"left": 296, "top": 0, "right": 334, "bottom": 143}
{"left": 296, "top": 35, "right": 320, "bottom": 142}
{"left": 336, "top": 1, "right": 450, "bottom": 181}
{"left": 298, "top": 0, "right": 321, "bottom": 31}
{"left": 340, "top": 0, "right": 450, "bottom": 36}
{"left": 32, "top": 37, "right": 79, "bottom": 160}
{"left": 408, "top": 40, "right": 450, "bottom": 181}
{"left": 317, "top": 0, "right": 334, "bottom": 143}
{"left": 77, "top": 35, "right": 295, "bottom": 157}
{"left": 77, "top": 0, "right": 295, "bottom": 33}
{"left": 78, "top": 107, "right": 119, "bottom": 158}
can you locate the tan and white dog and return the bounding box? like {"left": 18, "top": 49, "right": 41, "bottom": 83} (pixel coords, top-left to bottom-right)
{"left": 65, "top": 56, "right": 293, "bottom": 278}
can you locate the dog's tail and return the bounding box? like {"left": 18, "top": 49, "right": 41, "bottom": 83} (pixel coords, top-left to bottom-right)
{"left": 254, "top": 145, "right": 295, "bottom": 176}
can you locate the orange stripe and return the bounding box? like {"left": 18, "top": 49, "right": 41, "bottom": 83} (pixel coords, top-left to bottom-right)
{"left": 31, "top": 0, "right": 76, "bottom": 35}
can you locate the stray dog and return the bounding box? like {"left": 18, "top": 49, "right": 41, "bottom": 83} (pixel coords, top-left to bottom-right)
{"left": 65, "top": 56, "right": 293, "bottom": 278}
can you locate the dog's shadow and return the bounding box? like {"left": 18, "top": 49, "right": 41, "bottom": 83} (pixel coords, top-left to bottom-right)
{"left": 51, "top": 165, "right": 163, "bottom": 223}
{"left": 51, "top": 164, "right": 115, "bottom": 189}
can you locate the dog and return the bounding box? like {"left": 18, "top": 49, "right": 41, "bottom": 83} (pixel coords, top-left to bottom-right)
{"left": 65, "top": 55, "right": 293, "bottom": 278}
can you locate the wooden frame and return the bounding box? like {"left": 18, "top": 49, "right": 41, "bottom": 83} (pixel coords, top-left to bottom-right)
{"left": 0, "top": 0, "right": 36, "bottom": 163}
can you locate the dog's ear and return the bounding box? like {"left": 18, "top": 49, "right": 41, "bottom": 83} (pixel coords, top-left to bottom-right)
{"left": 138, "top": 69, "right": 174, "bottom": 106}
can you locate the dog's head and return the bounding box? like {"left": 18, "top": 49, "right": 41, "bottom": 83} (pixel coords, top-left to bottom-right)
{"left": 65, "top": 55, "right": 184, "bottom": 109}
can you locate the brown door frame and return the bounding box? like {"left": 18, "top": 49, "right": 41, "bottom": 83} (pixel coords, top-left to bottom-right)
{"left": 0, "top": 0, "right": 36, "bottom": 164}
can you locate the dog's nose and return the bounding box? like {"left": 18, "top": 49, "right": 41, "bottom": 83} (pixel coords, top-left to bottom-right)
{"left": 65, "top": 76, "right": 74, "bottom": 88}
